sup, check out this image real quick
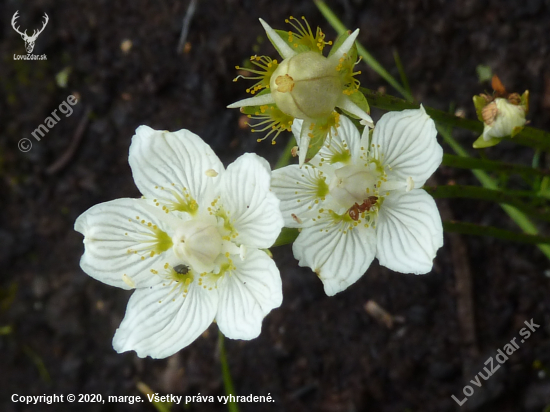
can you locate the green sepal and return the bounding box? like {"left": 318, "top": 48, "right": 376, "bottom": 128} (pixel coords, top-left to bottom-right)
{"left": 347, "top": 91, "right": 371, "bottom": 115}
{"left": 328, "top": 32, "right": 347, "bottom": 57}
{"left": 264, "top": 29, "right": 290, "bottom": 58}
{"left": 303, "top": 125, "right": 328, "bottom": 163}
{"left": 274, "top": 29, "right": 316, "bottom": 54}
{"left": 238, "top": 89, "right": 271, "bottom": 115}
{"left": 511, "top": 125, "right": 524, "bottom": 138}
{"left": 473, "top": 95, "right": 488, "bottom": 122}
{"left": 329, "top": 32, "right": 358, "bottom": 65}
{"left": 521, "top": 90, "right": 530, "bottom": 113}
{"left": 473, "top": 134, "right": 501, "bottom": 149}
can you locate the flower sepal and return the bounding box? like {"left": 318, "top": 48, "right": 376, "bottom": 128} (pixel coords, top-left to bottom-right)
{"left": 472, "top": 134, "right": 501, "bottom": 149}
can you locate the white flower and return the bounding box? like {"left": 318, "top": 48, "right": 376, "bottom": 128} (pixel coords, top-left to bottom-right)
{"left": 75, "top": 126, "right": 284, "bottom": 358}
{"left": 271, "top": 108, "right": 443, "bottom": 296}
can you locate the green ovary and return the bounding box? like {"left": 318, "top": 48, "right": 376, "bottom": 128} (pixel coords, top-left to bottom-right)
{"left": 153, "top": 228, "right": 173, "bottom": 253}
{"left": 316, "top": 177, "right": 329, "bottom": 198}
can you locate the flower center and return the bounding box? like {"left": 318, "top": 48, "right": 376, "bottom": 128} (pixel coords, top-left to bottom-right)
{"left": 171, "top": 216, "right": 223, "bottom": 273}
{"left": 329, "top": 164, "right": 379, "bottom": 210}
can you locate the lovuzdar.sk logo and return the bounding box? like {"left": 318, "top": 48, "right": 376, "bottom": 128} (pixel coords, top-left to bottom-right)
{"left": 12, "top": 10, "right": 48, "bottom": 60}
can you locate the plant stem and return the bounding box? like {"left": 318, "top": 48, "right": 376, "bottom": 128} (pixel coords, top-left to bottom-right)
{"left": 424, "top": 185, "right": 550, "bottom": 223}
{"left": 275, "top": 135, "right": 296, "bottom": 169}
{"left": 442, "top": 154, "right": 550, "bottom": 178}
{"left": 361, "top": 87, "right": 550, "bottom": 152}
{"left": 443, "top": 221, "right": 550, "bottom": 244}
{"left": 218, "top": 331, "right": 239, "bottom": 412}
{"left": 436, "top": 125, "right": 550, "bottom": 259}
{"left": 315, "top": 0, "right": 413, "bottom": 101}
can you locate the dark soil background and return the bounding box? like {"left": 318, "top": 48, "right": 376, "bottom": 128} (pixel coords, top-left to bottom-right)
{"left": 1, "top": 0, "right": 550, "bottom": 411}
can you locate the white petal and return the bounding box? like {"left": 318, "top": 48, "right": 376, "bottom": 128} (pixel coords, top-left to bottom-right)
{"left": 376, "top": 189, "right": 443, "bottom": 274}
{"left": 74, "top": 198, "right": 178, "bottom": 289}
{"left": 291, "top": 118, "right": 304, "bottom": 146}
{"left": 328, "top": 29, "right": 360, "bottom": 63}
{"left": 298, "top": 119, "right": 313, "bottom": 167}
{"left": 316, "top": 114, "right": 362, "bottom": 166}
{"left": 216, "top": 249, "right": 282, "bottom": 340}
{"left": 293, "top": 115, "right": 361, "bottom": 167}
{"left": 293, "top": 216, "right": 377, "bottom": 296}
{"left": 271, "top": 164, "right": 328, "bottom": 227}
{"left": 370, "top": 106, "right": 442, "bottom": 187}
{"left": 220, "top": 153, "right": 283, "bottom": 248}
{"left": 129, "top": 126, "right": 224, "bottom": 206}
{"left": 259, "top": 18, "right": 297, "bottom": 60}
{"left": 227, "top": 93, "right": 276, "bottom": 109}
{"left": 112, "top": 282, "right": 218, "bottom": 358}
{"left": 336, "top": 95, "right": 373, "bottom": 126}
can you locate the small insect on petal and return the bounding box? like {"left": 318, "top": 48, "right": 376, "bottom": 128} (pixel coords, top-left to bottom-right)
{"left": 173, "top": 264, "right": 190, "bottom": 274}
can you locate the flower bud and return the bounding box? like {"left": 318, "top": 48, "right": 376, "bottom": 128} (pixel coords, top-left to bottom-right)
{"left": 472, "top": 75, "right": 529, "bottom": 148}
{"left": 482, "top": 97, "right": 526, "bottom": 140}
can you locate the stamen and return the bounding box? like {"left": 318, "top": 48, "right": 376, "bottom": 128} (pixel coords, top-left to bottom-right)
{"left": 248, "top": 105, "right": 293, "bottom": 144}
{"left": 233, "top": 55, "right": 278, "bottom": 94}
{"left": 284, "top": 16, "right": 332, "bottom": 52}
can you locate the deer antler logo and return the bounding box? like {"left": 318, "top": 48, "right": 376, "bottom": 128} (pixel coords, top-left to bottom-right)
{"left": 11, "top": 11, "right": 49, "bottom": 54}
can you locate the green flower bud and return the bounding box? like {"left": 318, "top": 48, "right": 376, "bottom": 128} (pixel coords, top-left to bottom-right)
{"left": 270, "top": 51, "right": 342, "bottom": 119}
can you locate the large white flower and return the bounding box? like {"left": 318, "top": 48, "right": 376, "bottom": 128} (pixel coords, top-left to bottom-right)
{"left": 271, "top": 108, "right": 443, "bottom": 296}
{"left": 75, "top": 126, "right": 284, "bottom": 358}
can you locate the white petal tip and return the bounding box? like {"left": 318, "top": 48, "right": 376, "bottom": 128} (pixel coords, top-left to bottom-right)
{"left": 349, "top": 28, "right": 360, "bottom": 39}
{"left": 360, "top": 118, "right": 374, "bottom": 128}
